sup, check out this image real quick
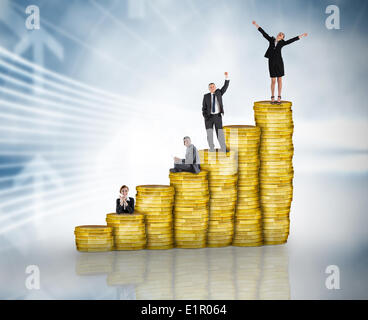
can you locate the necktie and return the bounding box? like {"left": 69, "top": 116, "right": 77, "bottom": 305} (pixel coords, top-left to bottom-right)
{"left": 212, "top": 94, "right": 216, "bottom": 113}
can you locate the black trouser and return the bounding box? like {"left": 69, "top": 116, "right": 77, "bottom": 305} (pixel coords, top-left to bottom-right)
{"left": 174, "top": 163, "right": 195, "bottom": 173}
{"left": 204, "top": 113, "right": 226, "bottom": 151}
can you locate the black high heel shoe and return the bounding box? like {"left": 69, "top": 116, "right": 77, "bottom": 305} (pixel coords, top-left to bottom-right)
{"left": 270, "top": 96, "right": 276, "bottom": 104}
{"left": 276, "top": 96, "right": 282, "bottom": 104}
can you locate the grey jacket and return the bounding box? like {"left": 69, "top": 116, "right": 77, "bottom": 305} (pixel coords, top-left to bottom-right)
{"left": 181, "top": 144, "right": 201, "bottom": 173}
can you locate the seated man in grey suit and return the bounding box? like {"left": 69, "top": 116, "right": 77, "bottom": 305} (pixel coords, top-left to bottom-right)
{"left": 170, "top": 136, "right": 201, "bottom": 174}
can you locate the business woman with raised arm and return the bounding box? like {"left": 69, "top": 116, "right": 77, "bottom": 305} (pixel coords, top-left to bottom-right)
{"left": 252, "top": 20, "right": 307, "bottom": 104}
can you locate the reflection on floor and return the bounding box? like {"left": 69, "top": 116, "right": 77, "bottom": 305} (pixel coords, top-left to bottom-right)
{"left": 75, "top": 245, "right": 290, "bottom": 300}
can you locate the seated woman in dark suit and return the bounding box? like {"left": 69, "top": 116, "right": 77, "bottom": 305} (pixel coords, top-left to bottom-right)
{"left": 116, "top": 185, "right": 135, "bottom": 214}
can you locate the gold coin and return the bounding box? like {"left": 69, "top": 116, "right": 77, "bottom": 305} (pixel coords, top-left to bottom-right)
{"left": 76, "top": 243, "right": 114, "bottom": 248}
{"left": 75, "top": 225, "right": 112, "bottom": 233}
{"left": 135, "top": 203, "right": 173, "bottom": 209}
{"left": 76, "top": 247, "right": 112, "bottom": 252}
{"left": 75, "top": 234, "right": 113, "bottom": 239}
{"left": 232, "top": 242, "right": 263, "bottom": 247}
{"left": 106, "top": 213, "right": 144, "bottom": 220}
{"left": 137, "top": 184, "right": 173, "bottom": 190}
{"left": 74, "top": 230, "right": 112, "bottom": 236}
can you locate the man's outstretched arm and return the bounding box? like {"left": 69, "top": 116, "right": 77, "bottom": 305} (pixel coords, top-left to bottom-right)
{"left": 220, "top": 72, "right": 230, "bottom": 95}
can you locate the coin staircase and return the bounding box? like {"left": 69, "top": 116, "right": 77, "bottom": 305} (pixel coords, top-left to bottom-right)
{"left": 74, "top": 101, "right": 294, "bottom": 252}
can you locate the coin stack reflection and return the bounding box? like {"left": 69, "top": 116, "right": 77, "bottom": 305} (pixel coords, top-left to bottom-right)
{"left": 135, "top": 250, "right": 174, "bottom": 299}
{"left": 174, "top": 249, "right": 209, "bottom": 299}
{"left": 107, "top": 251, "right": 147, "bottom": 286}
{"left": 208, "top": 247, "right": 235, "bottom": 299}
{"left": 233, "top": 247, "right": 262, "bottom": 299}
{"left": 259, "top": 246, "right": 290, "bottom": 299}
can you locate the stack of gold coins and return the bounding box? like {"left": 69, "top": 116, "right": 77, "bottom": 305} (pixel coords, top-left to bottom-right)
{"left": 198, "top": 149, "right": 237, "bottom": 247}
{"left": 169, "top": 170, "right": 209, "bottom": 248}
{"left": 135, "top": 185, "right": 175, "bottom": 250}
{"left": 254, "top": 101, "right": 294, "bottom": 245}
{"left": 74, "top": 225, "right": 113, "bottom": 252}
{"left": 224, "top": 125, "right": 263, "bottom": 246}
{"left": 106, "top": 213, "right": 146, "bottom": 250}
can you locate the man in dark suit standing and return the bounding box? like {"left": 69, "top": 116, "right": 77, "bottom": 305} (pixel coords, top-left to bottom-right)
{"left": 202, "top": 72, "right": 230, "bottom": 152}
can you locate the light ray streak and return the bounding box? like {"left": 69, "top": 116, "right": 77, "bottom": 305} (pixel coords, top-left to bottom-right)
{"left": 0, "top": 103, "right": 117, "bottom": 135}
{"left": 0, "top": 47, "right": 187, "bottom": 115}
{"left": 0, "top": 166, "right": 133, "bottom": 200}
{"left": 0, "top": 84, "right": 131, "bottom": 124}
{"left": 0, "top": 170, "right": 126, "bottom": 216}
{"left": 89, "top": 0, "right": 166, "bottom": 62}
{"left": 0, "top": 66, "right": 139, "bottom": 117}
{"left": 0, "top": 175, "right": 121, "bottom": 234}
{"left": 0, "top": 124, "right": 114, "bottom": 140}
{"left": 9, "top": 1, "right": 142, "bottom": 80}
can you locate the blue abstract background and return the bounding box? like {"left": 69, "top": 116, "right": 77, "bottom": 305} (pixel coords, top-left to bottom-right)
{"left": 0, "top": 0, "right": 367, "bottom": 299}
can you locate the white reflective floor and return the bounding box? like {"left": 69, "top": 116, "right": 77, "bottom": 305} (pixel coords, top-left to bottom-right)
{"left": 0, "top": 171, "right": 367, "bottom": 299}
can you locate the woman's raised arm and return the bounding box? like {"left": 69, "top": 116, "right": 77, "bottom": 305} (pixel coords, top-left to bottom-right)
{"left": 253, "top": 20, "right": 272, "bottom": 41}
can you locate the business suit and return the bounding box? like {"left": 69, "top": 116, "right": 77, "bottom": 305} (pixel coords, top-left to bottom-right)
{"left": 202, "top": 79, "right": 230, "bottom": 151}
{"left": 258, "top": 27, "right": 299, "bottom": 78}
{"left": 116, "top": 197, "right": 135, "bottom": 214}
{"left": 172, "top": 143, "right": 201, "bottom": 174}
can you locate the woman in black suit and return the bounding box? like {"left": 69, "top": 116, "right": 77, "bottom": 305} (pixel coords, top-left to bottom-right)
{"left": 116, "top": 185, "right": 135, "bottom": 214}
{"left": 252, "top": 21, "right": 307, "bottom": 104}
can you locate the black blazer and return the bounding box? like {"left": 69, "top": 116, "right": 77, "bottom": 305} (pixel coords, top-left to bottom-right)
{"left": 202, "top": 79, "right": 230, "bottom": 118}
{"left": 258, "top": 27, "right": 299, "bottom": 62}
{"left": 116, "top": 197, "right": 135, "bottom": 214}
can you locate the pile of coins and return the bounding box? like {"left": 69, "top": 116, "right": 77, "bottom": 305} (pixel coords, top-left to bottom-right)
{"left": 169, "top": 170, "right": 209, "bottom": 248}
{"left": 254, "top": 101, "right": 293, "bottom": 245}
{"left": 106, "top": 213, "right": 146, "bottom": 250}
{"left": 74, "top": 225, "right": 113, "bottom": 252}
{"left": 135, "top": 185, "right": 175, "bottom": 250}
{"left": 198, "top": 149, "right": 237, "bottom": 247}
{"left": 224, "top": 125, "right": 263, "bottom": 246}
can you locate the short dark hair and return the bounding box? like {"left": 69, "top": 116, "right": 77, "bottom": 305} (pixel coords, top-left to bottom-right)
{"left": 119, "top": 185, "right": 129, "bottom": 193}
{"left": 208, "top": 83, "right": 215, "bottom": 87}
